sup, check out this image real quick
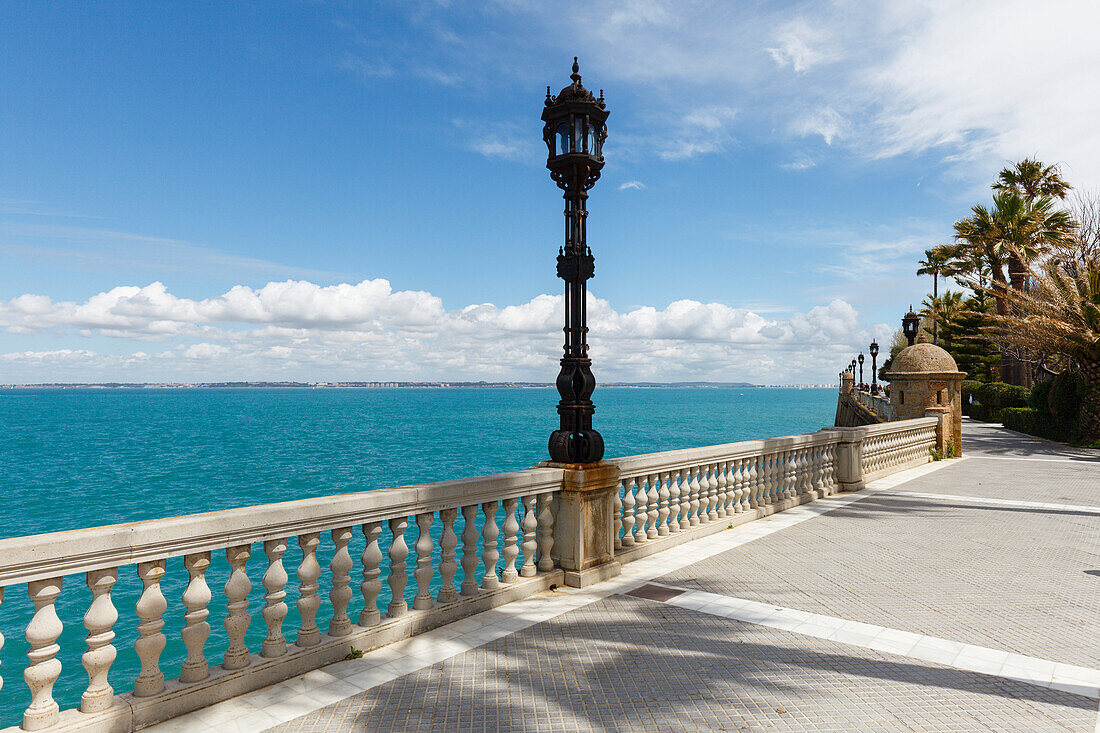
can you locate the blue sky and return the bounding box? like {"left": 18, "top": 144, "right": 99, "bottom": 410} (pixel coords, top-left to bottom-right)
{"left": 2, "top": 1, "right": 1097, "bottom": 384}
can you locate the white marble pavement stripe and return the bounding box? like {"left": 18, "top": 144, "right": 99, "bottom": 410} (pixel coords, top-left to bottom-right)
{"left": 884, "top": 490, "right": 1100, "bottom": 515}
{"left": 143, "top": 458, "right": 960, "bottom": 733}
{"left": 651, "top": 583, "right": 1100, "bottom": 700}
{"left": 968, "top": 455, "right": 1100, "bottom": 464}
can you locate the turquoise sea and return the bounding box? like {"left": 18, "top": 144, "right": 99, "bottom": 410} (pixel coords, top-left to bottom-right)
{"left": 0, "top": 387, "right": 833, "bottom": 725}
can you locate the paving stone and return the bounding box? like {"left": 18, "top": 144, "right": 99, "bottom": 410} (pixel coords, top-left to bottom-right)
{"left": 266, "top": 595, "right": 1095, "bottom": 732}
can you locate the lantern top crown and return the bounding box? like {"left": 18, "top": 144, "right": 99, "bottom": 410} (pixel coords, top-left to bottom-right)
{"left": 546, "top": 57, "right": 605, "bottom": 108}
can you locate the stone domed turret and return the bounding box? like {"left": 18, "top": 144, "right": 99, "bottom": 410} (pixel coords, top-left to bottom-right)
{"left": 888, "top": 343, "right": 959, "bottom": 376}
{"left": 886, "top": 342, "right": 966, "bottom": 457}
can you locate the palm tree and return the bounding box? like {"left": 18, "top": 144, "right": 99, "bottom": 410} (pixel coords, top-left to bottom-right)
{"left": 994, "top": 158, "right": 1072, "bottom": 202}
{"left": 991, "top": 261, "right": 1100, "bottom": 442}
{"left": 952, "top": 192, "right": 1076, "bottom": 383}
{"left": 917, "top": 247, "right": 951, "bottom": 343}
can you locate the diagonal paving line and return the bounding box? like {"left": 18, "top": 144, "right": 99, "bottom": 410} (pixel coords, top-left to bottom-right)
{"left": 882, "top": 490, "right": 1100, "bottom": 516}
{"left": 634, "top": 581, "right": 1100, "bottom": 700}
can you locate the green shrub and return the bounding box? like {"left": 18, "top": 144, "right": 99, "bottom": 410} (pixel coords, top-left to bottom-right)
{"left": 968, "top": 403, "right": 990, "bottom": 421}
{"left": 1001, "top": 407, "right": 1074, "bottom": 442}
{"left": 975, "top": 381, "right": 1030, "bottom": 422}
{"left": 1029, "top": 378, "right": 1054, "bottom": 412}
{"left": 1047, "top": 372, "right": 1086, "bottom": 422}
{"left": 961, "top": 380, "right": 983, "bottom": 415}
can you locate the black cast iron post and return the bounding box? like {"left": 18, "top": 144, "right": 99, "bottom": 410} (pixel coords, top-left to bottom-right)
{"left": 857, "top": 352, "right": 865, "bottom": 388}
{"left": 542, "top": 58, "right": 609, "bottom": 464}
{"left": 869, "top": 339, "right": 879, "bottom": 391}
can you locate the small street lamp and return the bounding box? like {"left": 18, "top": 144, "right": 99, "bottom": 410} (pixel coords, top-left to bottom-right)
{"left": 850, "top": 358, "right": 857, "bottom": 376}
{"left": 857, "top": 352, "right": 865, "bottom": 388}
{"left": 869, "top": 339, "right": 879, "bottom": 392}
{"left": 902, "top": 306, "right": 920, "bottom": 346}
{"left": 542, "top": 58, "right": 609, "bottom": 464}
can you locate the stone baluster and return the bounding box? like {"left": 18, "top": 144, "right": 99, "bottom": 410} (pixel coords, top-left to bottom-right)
{"left": 633, "top": 474, "right": 649, "bottom": 543}
{"left": 715, "top": 461, "right": 729, "bottom": 518}
{"left": 81, "top": 568, "right": 117, "bottom": 713}
{"left": 694, "top": 466, "right": 709, "bottom": 524}
{"left": 501, "top": 497, "right": 521, "bottom": 583}
{"left": 768, "top": 453, "right": 780, "bottom": 504}
{"left": 23, "top": 577, "right": 63, "bottom": 731}
{"left": 260, "top": 541, "right": 288, "bottom": 658}
{"left": 752, "top": 455, "right": 763, "bottom": 505}
{"left": 181, "top": 553, "right": 212, "bottom": 680}
{"left": 812, "top": 445, "right": 825, "bottom": 492}
{"left": 784, "top": 450, "right": 797, "bottom": 498}
{"left": 646, "top": 474, "right": 660, "bottom": 539}
{"left": 731, "top": 458, "right": 744, "bottom": 513}
{"left": 330, "top": 527, "right": 354, "bottom": 634}
{"left": 413, "top": 513, "right": 436, "bottom": 610}
{"left": 537, "top": 493, "right": 555, "bottom": 572}
{"left": 707, "top": 463, "right": 720, "bottom": 521}
{"left": 520, "top": 496, "right": 539, "bottom": 577}
{"left": 460, "top": 504, "right": 480, "bottom": 596}
{"left": 387, "top": 517, "right": 410, "bottom": 617}
{"left": 620, "top": 477, "right": 636, "bottom": 547}
{"left": 223, "top": 546, "right": 251, "bottom": 670}
{"left": 678, "top": 469, "right": 691, "bottom": 530}
{"left": 657, "top": 471, "right": 671, "bottom": 536}
{"left": 297, "top": 533, "right": 322, "bottom": 645}
{"left": 795, "top": 447, "right": 808, "bottom": 495}
{"left": 688, "top": 466, "right": 702, "bottom": 525}
{"left": 666, "top": 468, "right": 681, "bottom": 533}
{"left": 360, "top": 521, "right": 384, "bottom": 626}
{"left": 438, "top": 508, "right": 460, "bottom": 601}
{"left": 135, "top": 560, "right": 167, "bottom": 694}
{"left": 480, "top": 501, "right": 500, "bottom": 589}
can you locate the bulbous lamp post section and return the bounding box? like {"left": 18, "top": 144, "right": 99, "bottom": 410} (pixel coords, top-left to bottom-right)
{"left": 857, "top": 352, "right": 865, "bottom": 388}
{"left": 542, "top": 58, "right": 608, "bottom": 464}
{"left": 903, "top": 306, "right": 921, "bottom": 346}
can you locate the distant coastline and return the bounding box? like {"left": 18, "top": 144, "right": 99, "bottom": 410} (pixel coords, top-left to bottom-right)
{"left": 1, "top": 381, "right": 837, "bottom": 389}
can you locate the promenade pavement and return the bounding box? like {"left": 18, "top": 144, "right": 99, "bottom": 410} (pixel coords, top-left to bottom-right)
{"left": 150, "top": 420, "right": 1100, "bottom": 732}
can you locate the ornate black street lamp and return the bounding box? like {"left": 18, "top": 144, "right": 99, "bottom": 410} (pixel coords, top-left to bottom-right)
{"left": 902, "top": 306, "right": 920, "bottom": 346}
{"left": 869, "top": 339, "right": 879, "bottom": 391}
{"left": 542, "top": 58, "right": 608, "bottom": 464}
{"left": 857, "top": 352, "right": 865, "bottom": 388}
{"left": 850, "top": 359, "right": 857, "bottom": 377}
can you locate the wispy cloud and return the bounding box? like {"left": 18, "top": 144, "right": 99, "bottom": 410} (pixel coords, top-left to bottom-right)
{"left": 780, "top": 157, "right": 815, "bottom": 171}
{"left": 0, "top": 222, "right": 340, "bottom": 281}
{"left": 619, "top": 180, "right": 646, "bottom": 191}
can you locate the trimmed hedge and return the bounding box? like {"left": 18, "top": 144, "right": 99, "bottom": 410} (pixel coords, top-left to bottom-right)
{"left": 973, "top": 382, "right": 1030, "bottom": 422}
{"left": 1001, "top": 407, "right": 1074, "bottom": 442}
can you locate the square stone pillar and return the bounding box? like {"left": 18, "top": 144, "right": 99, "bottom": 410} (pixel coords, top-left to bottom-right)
{"left": 833, "top": 428, "right": 865, "bottom": 492}
{"left": 538, "top": 462, "right": 622, "bottom": 587}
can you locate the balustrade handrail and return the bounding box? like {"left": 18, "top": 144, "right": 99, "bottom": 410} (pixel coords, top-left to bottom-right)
{"left": 605, "top": 430, "right": 840, "bottom": 478}
{"left": 845, "top": 415, "right": 936, "bottom": 436}
{"left": 0, "top": 467, "right": 564, "bottom": 587}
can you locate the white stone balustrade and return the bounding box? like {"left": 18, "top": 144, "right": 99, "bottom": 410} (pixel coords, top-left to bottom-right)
{"left": 0, "top": 419, "right": 939, "bottom": 733}
{"left": 606, "top": 418, "right": 937, "bottom": 560}
{"left": 0, "top": 468, "right": 563, "bottom": 733}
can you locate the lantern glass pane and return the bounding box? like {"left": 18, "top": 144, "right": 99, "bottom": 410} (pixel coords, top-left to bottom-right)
{"left": 574, "top": 118, "right": 584, "bottom": 153}
{"left": 587, "top": 125, "right": 596, "bottom": 156}
{"left": 556, "top": 123, "right": 570, "bottom": 154}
